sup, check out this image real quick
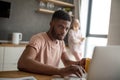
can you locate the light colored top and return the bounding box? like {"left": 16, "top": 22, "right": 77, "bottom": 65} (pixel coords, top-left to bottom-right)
{"left": 28, "top": 32, "right": 66, "bottom": 67}
{"left": 68, "top": 29, "right": 82, "bottom": 53}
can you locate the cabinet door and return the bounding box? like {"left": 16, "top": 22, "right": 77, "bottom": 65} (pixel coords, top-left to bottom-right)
{"left": 0, "top": 47, "right": 4, "bottom": 71}
{"left": 3, "top": 47, "right": 25, "bottom": 71}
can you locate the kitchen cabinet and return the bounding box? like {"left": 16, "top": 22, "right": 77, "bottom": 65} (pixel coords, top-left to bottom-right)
{"left": 0, "top": 45, "right": 26, "bottom": 71}
{"left": 0, "top": 47, "right": 4, "bottom": 71}
{"left": 36, "top": 0, "right": 75, "bottom": 16}
{"left": 3, "top": 47, "right": 25, "bottom": 71}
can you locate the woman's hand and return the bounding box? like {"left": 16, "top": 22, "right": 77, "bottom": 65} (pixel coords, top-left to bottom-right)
{"left": 80, "top": 37, "right": 85, "bottom": 42}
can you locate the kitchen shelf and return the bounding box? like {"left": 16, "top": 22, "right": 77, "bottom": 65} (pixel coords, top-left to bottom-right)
{"left": 36, "top": 8, "right": 54, "bottom": 14}
{"left": 36, "top": 0, "right": 74, "bottom": 17}
{"left": 39, "top": 0, "right": 75, "bottom": 8}
{"left": 36, "top": 8, "right": 74, "bottom": 17}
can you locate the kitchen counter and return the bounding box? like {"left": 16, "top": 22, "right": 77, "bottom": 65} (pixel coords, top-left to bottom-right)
{"left": 0, "top": 43, "right": 27, "bottom": 47}
{"left": 0, "top": 71, "right": 52, "bottom": 80}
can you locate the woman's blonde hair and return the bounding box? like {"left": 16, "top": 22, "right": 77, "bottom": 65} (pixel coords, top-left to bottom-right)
{"left": 70, "top": 18, "right": 80, "bottom": 30}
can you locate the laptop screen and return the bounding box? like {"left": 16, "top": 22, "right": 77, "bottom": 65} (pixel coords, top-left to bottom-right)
{"left": 87, "top": 46, "right": 120, "bottom": 80}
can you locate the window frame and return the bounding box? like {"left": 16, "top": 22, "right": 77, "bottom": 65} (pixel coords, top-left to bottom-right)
{"left": 86, "top": 0, "right": 108, "bottom": 38}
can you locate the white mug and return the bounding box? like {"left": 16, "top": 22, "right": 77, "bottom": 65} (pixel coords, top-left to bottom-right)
{"left": 12, "top": 32, "right": 22, "bottom": 45}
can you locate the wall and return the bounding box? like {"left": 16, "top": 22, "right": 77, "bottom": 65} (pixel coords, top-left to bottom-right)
{"left": 74, "top": 0, "right": 80, "bottom": 19}
{"left": 108, "top": 0, "right": 120, "bottom": 45}
{"left": 0, "top": 0, "right": 51, "bottom": 41}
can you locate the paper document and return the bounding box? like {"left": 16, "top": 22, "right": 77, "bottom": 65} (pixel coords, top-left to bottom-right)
{"left": 51, "top": 78, "right": 86, "bottom": 80}
{"left": 0, "top": 76, "right": 37, "bottom": 80}
{"left": 51, "top": 77, "right": 86, "bottom": 80}
{"left": 51, "top": 74, "right": 86, "bottom": 80}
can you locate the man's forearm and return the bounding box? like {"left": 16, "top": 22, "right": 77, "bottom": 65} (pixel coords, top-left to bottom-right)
{"left": 18, "top": 58, "right": 60, "bottom": 76}
{"left": 62, "top": 59, "right": 80, "bottom": 66}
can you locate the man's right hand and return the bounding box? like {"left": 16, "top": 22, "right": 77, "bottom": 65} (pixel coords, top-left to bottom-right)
{"left": 59, "top": 64, "right": 86, "bottom": 78}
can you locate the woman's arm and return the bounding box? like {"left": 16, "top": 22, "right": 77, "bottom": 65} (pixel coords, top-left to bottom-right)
{"left": 68, "top": 30, "right": 82, "bottom": 44}
{"left": 61, "top": 51, "right": 80, "bottom": 66}
{"left": 61, "top": 51, "right": 86, "bottom": 69}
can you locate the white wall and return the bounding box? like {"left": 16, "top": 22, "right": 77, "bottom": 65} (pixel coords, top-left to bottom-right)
{"left": 108, "top": 0, "right": 120, "bottom": 45}
{"left": 74, "top": 0, "right": 80, "bottom": 19}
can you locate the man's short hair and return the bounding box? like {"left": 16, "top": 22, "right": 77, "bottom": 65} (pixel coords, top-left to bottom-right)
{"left": 52, "top": 10, "right": 71, "bottom": 21}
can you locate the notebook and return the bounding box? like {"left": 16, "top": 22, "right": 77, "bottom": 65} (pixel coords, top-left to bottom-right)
{"left": 87, "top": 46, "right": 120, "bottom": 80}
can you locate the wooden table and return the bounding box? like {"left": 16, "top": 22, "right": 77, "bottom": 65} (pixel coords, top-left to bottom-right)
{"left": 0, "top": 71, "right": 52, "bottom": 80}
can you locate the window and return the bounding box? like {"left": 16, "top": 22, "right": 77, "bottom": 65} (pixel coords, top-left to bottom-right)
{"left": 89, "top": 0, "right": 111, "bottom": 35}
{"left": 80, "top": 0, "right": 112, "bottom": 58}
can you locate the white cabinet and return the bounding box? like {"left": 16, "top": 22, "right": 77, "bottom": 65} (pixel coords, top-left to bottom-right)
{"left": 0, "top": 46, "right": 25, "bottom": 71}
{"left": 3, "top": 47, "right": 25, "bottom": 71}
{"left": 0, "top": 47, "right": 4, "bottom": 71}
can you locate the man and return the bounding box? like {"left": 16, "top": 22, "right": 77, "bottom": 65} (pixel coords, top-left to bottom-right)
{"left": 17, "top": 10, "right": 85, "bottom": 77}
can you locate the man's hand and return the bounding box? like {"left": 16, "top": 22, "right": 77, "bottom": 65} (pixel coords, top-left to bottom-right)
{"left": 79, "top": 58, "right": 91, "bottom": 72}
{"left": 59, "top": 65, "right": 85, "bottom": 78}
{"left": 80, "top": 58, "right": 86, "bottom": 69}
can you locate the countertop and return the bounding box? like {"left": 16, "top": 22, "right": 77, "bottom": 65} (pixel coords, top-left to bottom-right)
{"left": 0, "top": 43, "right": 27, "bottom": 47}
{"left": 0, "top": 71, "right": 52, "bottom": 80}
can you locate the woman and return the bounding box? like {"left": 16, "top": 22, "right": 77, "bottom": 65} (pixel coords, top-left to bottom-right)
{"left": 68, "top": 19, "right": 84, "bottom": 61}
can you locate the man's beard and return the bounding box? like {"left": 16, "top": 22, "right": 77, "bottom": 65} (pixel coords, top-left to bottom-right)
{"left": 51, "top": 27, "right": 64, "bottom": 40}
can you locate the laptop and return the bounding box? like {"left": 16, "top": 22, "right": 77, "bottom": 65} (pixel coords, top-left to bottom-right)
{"left": 87, "top": 46, "right": 120, "bottom": 80}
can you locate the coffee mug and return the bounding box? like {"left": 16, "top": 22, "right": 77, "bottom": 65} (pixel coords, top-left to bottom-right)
{"left": 12, "top": 32, "right": 22, "bottom": 45}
